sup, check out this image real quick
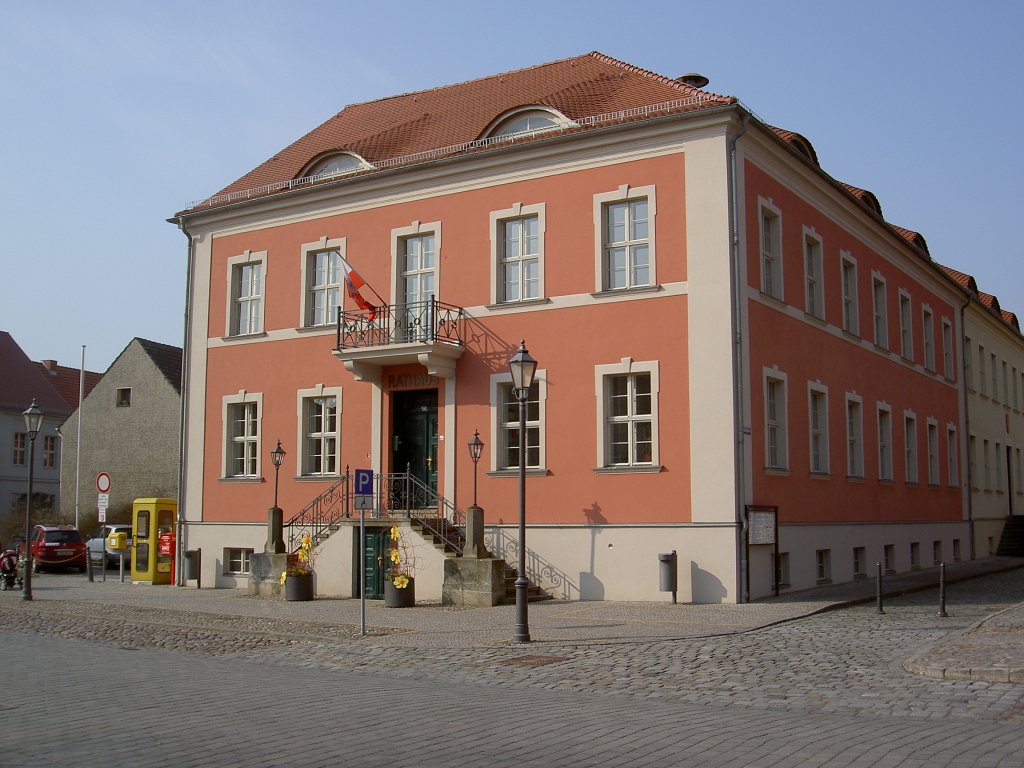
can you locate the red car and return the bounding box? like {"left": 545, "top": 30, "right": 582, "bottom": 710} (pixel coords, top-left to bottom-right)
{"left": 21, "top": 525, "right": 87, "bottom": 573}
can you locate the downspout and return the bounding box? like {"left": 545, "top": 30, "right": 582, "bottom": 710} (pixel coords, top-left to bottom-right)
{"left": 959, "top": 295, "right": 974, "bottom": 559}
{"left": 728, "top": 111, "right": 751, "bottom": 602}
{"left": 174, "top": 217, "right": 195, "bottom": 586}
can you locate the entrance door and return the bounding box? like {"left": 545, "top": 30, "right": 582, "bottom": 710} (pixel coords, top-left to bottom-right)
{"left": 363, "top": 527, "right": 387, "bottom": 599}
{"left": 392, "top": 389, "right": 438, "bottom": 497}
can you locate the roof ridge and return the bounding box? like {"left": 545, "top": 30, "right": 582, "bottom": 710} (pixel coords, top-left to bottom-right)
{"left": 585, "top": 51, "right": 735, "bottom": 102}
{"left": 344, "top": 51, "right": 598, "bottom": 112}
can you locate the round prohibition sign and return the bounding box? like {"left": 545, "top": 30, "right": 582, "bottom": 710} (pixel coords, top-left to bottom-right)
{"left": 96, "top": 472, "right": 111, "bottom": 494}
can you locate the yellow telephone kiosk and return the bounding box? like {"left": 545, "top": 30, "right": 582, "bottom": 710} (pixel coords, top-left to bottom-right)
{"left": 131, "top": 498, "right": 177, "bottom": 584}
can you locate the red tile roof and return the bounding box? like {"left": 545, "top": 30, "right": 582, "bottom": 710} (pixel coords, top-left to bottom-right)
{"left": 979, "top": 291, "right": 1000, "bottom": 312}
{"left": 0, "top": 332, "right": 72, "bottom": 415}
{"left": 939, "top": 264, "right": 978, "bottom": 292}
{"left": 36, "top": 361, "right": 102, "bottom": 410}
{"left": 768, "top": 126, "right": 819, "bottom": 166}
{"left": 1002, "top": 310, "right": 1020, "bottom": 331}
{"left": 189, "top": 52, "right": 734, "bottom": 211}
{"left": 890, "top": 225, "right": 930, "bottom": 255}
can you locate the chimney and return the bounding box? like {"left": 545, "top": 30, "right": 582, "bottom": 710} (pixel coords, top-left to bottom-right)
{"left": 41, "top": 360, "right": 58, "bottom": 374}
{"left": 677, "top": 73, "right": 710, "bottom": 89}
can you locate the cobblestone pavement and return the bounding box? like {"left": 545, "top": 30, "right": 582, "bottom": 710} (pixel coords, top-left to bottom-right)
{"left": 2, "top": 631, "right": 1023, "bottom": 768}
{"left": 1, "top": 565, "right": 1022, "bottom": 718}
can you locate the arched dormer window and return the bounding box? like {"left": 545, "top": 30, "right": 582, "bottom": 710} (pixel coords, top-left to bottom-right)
{"left": 303, "top": 152, "right": 372, "bottom": 178}
{"left": 484, "top": 107, "right": 574, "bottom": 139}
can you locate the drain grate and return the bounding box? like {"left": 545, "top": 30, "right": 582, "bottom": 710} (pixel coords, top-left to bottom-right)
{"left": 503, "top": 655, "right": 569, "bottom": 668}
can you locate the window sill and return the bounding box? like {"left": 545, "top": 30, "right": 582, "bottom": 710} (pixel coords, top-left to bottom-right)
{"left": 487, "top": 468, "right": 550, "bottom": 478}
{"left": 220, "top": 332, "right": 267, "bottom": 342}
{"left": 803, "top": 312, "right": 827, "bottom": 326}
{"left": 593, "top": 465, "right": 663, "bottom": 475}
{"left": 758, "top": 291, "right": 786, "bottom": 306}
{"left": 878, "top": 478, "right": 894, "bottom": 486}
{"left": 809, "top": 471, "right": 831, "bottom": 480}
{"left": 905, "top": 481, "right": 920, "bottom": 488}
{"left": 873, "top": 342, "right": 890, "bottom": 353}
{"left": 295, "top": 325, "right": 335, "bottom": 334}
{"left": 591, "top": 284, "right": 662, "bottom": 299}
{"left": 846, "top": 475, "right": 866, "bottom": 483}
{"left": 485, "top": 298, "right": 552, "bottom": 311}
{"left": 763, "top": 467, "right": 791, "bottom": 477}
{"left": 841, "top": 329, "right": 860, "bottom": 341}
{"left": 853, "top": 573, "right": 868, "bottom": 581}
{"left": 927, "top": 483, "right": 942, "bottom": 489}
{"left": 294, "top": 474, "right": 342, "bottom": 482}
{"left": 815, "top": 578, "right": 833, "bottom": 586}
{"left": 219, "top": 477, "right": 262, "bottom": 484}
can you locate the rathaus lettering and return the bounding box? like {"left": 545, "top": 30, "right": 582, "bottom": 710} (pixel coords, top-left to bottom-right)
{"left": 387, "top": 374, "right": 440, "bottom": 390}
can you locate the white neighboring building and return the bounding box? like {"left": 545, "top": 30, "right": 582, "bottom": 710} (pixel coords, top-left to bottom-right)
{"left": 943, "top": 266, "right": 1024, "bottom": 557}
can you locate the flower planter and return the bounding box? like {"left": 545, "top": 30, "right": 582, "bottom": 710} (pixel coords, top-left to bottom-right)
{"left": 384, "top": 577, "right": 415, "bottom": 607}
{"left": 284, "top": 573, "right": 314, "bottom": 601}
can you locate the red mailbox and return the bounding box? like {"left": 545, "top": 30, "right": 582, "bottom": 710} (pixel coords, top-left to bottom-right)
{"left": 157, "top": 531, "right": 176, "bottom": 583}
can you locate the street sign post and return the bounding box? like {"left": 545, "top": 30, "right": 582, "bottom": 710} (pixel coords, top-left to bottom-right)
{"left": 354, "top": 469, "right": 373, "bottom": 637}
{"left": 96, "top": 472, "right": 111, "bottom": 494}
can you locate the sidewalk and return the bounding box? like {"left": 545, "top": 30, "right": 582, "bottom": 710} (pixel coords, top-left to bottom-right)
{"left": 5, "top": 555, "right": 1024, "bottom": 680}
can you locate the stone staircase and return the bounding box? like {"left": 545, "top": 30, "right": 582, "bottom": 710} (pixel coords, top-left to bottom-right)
{"left": 410, "top": 516, "right": 552, "bottom": 603}
{"left": 995, "top": 516, "right": 1024, "bottom": 557}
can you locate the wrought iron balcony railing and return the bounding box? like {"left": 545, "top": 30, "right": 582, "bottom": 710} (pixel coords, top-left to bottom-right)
{"left": 336, "top": 300, "right": 463, "bottom": 351}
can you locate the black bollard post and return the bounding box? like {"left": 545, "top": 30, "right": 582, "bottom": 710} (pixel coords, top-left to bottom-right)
{"left": 876, "top": 561, "right": 885, "bottom": 614}
{"left": 938, "top": 561, "right": 948, "bottom": 617}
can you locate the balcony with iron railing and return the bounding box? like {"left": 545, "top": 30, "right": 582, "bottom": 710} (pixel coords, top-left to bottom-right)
{"left": 334, "top": 299, "right": 464, "bottom": 381}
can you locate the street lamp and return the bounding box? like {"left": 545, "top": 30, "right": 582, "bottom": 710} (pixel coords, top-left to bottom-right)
{"left": 467, "top": 429, "right": 484, "bottom": 508}
{"left": 21, "top": 400, "right": 44, "bottom": 601}
{"left": 270, "top": 440, "right": 286, "bottom": 509}
{"left": 508, "top": 339, "right": 537, "bottom": 643}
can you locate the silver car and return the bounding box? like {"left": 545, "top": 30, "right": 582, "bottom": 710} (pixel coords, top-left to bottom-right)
{"left": 85, "top": 524, "right": 133, "bottom": 568}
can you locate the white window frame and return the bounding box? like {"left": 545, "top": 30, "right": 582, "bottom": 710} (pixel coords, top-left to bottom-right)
{"left": 490, "top": 371, "right": 548, "bottom": 471}
{"left": 921, "top": 306, "right": 935, "bottom": 372}
{"left": 225, "top": 250, "right": 267, "bottom": 337}
{"left": 853, "top": 546, "right": 866, "bottom": 578}
{"left": 1002, "top": 360, "right": 1009, "bottom": 405}
{"left": 295, "top": 385, "right": 343, "bottom": 478}
{"left": 978, "top": 344, "right": 987, "bottom": 395}
{"left": 947, "top": 425, "right": 959, "bottom": 488}
{"left": 926, "top": 418, "right": 939, "bottom": 486}
{"left": 390, "top": 221, "right": 441, "bottom": 336}
{"left": 758, "top": 198, "right": 783, "bottom": 300}
{"left": 871, "top": 273, "right": 888, "bottom": 349}
{"left": 840, "top": 252, "right": 858, "bottom": 335}
{"left": 763, "top": 368, "right": 789, "bottom": 471}
{"left": 42, "top": 435, "right": 57, "bottom": 469}
{"left": 942, "top": 319, "right": 954, "bottom": 380}
{"left": 808, "top": 382, "right": 829, "bottom": 474}
{"left": 221, "top": 391, "right": 263, "bottom": 479}
{"left": 904, "top": 411, "right": 918, "bottom": 484}
{"left": 224, "top": 548, "right": 253, "bottom": 575}
{"left": 803, "top": 228, "right": 824, "bottom": 319}
{"left": 1013, "top": 366, "right": 1020, "bottom": 410}
{"left": 816, "top": 549, "right": 832, "bottom": 582}
{"left": 983, "top": 438, "right": 991, "bottom": 490}
{"left": 964, "top": 337, "right": 973, "bottom": 390}
{"left": 898, "top": 290, "right": 913, "bottom": 361}
{"left": 846, "top": 393, "right": 864, "bottom": 479}
{"left": 594, "top": 359, "right": 660, "bottom": 470}
{"left": 299, "top": 236, "right": 346, "bottom": 328}
{"left": 877, "top": 403, "right": 893, "bottom": 481}
{"left": 489, "top": 202, "right": 546, "bottom": 305}
{"left": 593, "top": 185, "right": 657, "bottom": 293}
{"left": 969, "top": 435, "right": 977, "bottom": 490}
{"left": 995, "top": 441, "right": 1003, "bottom": 492}
{"left": 991, "top": 353, "right": 999, "bottom": 402}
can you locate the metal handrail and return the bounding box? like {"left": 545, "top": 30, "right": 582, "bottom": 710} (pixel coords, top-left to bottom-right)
{"left": 336, "top": 299, "right": 463, "bottom": 351}
{"left": 284, "top": 468, "right": 466, "bottom": 556}
{"left": 378, "top": 470, "right": 466, "bottom": 555}
{"left": 285, "top": 472, "right": 349, "bottom": 551}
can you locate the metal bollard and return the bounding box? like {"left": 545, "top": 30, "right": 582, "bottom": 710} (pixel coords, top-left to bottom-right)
{"left": 876, "top": 561, "right": 885, "bottom": 614}
{"left": 86, "top": 550, "right": 93, "bottom": 583}
{"left": 938, "top": 561, "right": 948, "bottom": 617}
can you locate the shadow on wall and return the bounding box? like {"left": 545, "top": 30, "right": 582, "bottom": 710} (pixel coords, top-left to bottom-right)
{"left": 691, "top": 560, "right": 727, "bottom": 604}
{"left": 486, "top": 528, "right": 580, "bottom": 599}
{"left": 580, "top": 502, "right": 607, "bottom": 600}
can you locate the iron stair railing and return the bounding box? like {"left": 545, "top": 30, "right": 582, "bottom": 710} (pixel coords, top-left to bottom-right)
{"left": 285, "top": 470, "right": 349, "bottom": 552}
{"left": 284, "top": 468, "right": 466, "bottom": 556}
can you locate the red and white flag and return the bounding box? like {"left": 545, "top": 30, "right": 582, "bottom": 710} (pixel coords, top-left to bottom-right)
{"left": 340, "top": 259, "right": 378, "bottom": 320}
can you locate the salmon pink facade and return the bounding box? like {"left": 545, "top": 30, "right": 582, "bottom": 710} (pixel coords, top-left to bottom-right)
{"left": 172, "top": 53, "right": 978, "bottom": 603}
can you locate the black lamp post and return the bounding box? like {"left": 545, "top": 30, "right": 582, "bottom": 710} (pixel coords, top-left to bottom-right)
{"left": 270, "top": 440, "right": 286, "bottom": 508}
{"left": 21, "top": 400, "right": 44, "bottom": 601}
{"left": 468, "top": 429, "right": 484, "bottom": 508}
{"left": 508, "top": 339, "right": 537, "bottom": 643}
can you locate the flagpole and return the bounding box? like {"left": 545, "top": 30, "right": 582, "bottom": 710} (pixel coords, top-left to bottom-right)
{"left": 75, "top": 345, "right": 84, "bottom": 530}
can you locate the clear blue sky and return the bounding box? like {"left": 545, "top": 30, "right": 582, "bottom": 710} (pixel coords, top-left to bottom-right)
{"left": 2, "top": 0, "right": 1021, "bottom": 372}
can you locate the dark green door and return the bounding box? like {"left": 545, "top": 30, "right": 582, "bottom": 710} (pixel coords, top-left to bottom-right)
{"left": 363, "top": 527, "right": 387, "bottom": 599}
{"left": 392, "top": 389, "right": 438, "bottom": 495}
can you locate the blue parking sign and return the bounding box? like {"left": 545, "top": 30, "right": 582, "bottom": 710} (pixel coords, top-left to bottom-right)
{"left": 354, "top": 469, "right": 373, "bottom": 495}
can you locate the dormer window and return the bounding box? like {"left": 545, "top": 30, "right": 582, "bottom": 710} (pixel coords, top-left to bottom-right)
{"left": 305, "top": 152, "right": 372, "bottom": 178}
{"left": 485, "top": 108, "right": 573, "bottom": 139}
